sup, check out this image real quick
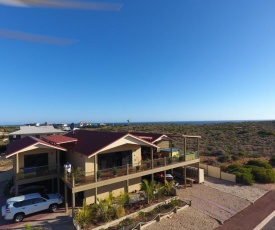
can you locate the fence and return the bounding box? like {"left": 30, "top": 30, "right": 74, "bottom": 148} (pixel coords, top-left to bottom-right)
{"left": 200, "top": 164, "right": 236, "bottom": 182}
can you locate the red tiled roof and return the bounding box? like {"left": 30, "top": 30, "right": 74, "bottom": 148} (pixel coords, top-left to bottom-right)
{"left": 6, "top": 136, "right": 67, "bottom": 158}
{"left": 65, "top": 130, "right": 127, "bottom": 157}
{"left": 65, "top": 130, "right": 161, "bottom": 157}
{"left": 42, "top": 135, "right": 77, "bottom": 145}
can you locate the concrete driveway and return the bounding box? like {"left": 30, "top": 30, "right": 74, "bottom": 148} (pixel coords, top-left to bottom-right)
{"left": 0, "top": 181, "right": 75, "bottom": 230}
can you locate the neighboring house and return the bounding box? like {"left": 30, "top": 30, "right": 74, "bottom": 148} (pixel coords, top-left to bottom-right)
{"left": 8, "top": 125, "right": 65, "bottom": 143}
{"left": 6, "top": 130, "right": 201, "bottom": 213}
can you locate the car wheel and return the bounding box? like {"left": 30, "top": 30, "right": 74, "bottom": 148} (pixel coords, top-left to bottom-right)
{"left": 49, "top": 204, "right": 58, "bottom": 212}
{"left": 14, "top": 213, "right": 24, "bottom": 222}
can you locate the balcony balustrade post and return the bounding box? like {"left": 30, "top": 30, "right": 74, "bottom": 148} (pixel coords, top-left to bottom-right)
{"left": 164, "top": 157, "right": 166, "bottom": 166}
{"left": 126, "top": 164, "right": 129, "bottom": 175}
{"left": 72, "top": 172, "right": 75, "bottom": 187}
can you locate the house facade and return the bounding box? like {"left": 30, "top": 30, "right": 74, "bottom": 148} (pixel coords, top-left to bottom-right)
{"left": 6, "top": 130, "right": 201, "bottom": 213}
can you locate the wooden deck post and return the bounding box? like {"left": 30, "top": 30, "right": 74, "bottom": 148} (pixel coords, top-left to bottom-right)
{"left": 184, "top": 137, "right": 186, "bottom": 161}
{"left": 184, "top": 166, "right": 187, "bottom": 188}
{"left": 94, "top": 155, "right": 98, "bottom": 182}
{"left": 72, "top": 192, "right": 75, "bottom": 217}
{"left": 150, "top": 147, "right": 154, "bottom": 169}
{"left": 64, "top": 183, "right": 68, "bottom": 213}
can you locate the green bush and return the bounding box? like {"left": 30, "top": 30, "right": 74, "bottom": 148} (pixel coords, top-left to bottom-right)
{"left": 235, "top": 171, "right": 254, "bottom": 185}
{"left": 269, "top": 156, "right": 275, "bottom": 166}
{"left": 217, "top": 154, "right": 231, "bottom": 163}
{"left": 246, "top": 160, "right": 272, "bottom": 169}
{"left": 231, "top": 155, "right": 240, "bottom": 161}
{"left": 251, "top": 167, "right": 275, "bottom": 183}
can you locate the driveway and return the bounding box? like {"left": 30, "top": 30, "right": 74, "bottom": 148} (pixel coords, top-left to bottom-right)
{"left": 0, "top": 181, "right": 75, "bottom": 230}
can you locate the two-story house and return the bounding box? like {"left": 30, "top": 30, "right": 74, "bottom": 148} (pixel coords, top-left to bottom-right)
{"left": 6, "top": 130, "right": 201, "bottom": 213}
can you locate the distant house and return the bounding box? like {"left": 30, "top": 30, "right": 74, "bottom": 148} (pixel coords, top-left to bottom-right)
{"left": 8, "top": 125, "right": 65, "bottom": 143}
{"left": 6, "top": 130, "right": 201, "bottom": 213}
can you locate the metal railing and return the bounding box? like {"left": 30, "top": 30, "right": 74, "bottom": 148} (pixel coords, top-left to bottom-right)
{"left": 61, "top": 152, "right": 199, "bottom": 187}
{"left": 16, "top": 164, "right": 60, "bottom": 180}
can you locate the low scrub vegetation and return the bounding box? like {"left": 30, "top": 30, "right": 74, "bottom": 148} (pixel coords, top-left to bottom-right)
{"left": 222, "top": 160, "right": 275, "bottom": 185}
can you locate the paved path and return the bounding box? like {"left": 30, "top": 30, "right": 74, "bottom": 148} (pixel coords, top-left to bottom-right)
{"left": 215, "top": 190, "right": 275, "bottom": 230}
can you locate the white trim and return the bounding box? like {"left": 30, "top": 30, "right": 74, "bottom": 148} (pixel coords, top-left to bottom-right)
{"left": 88, "top": 133, "right": 159, "bottom": 158}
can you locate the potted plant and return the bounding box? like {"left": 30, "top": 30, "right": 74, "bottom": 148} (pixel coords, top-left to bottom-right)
{"left": 179, "top": 155, "right": 184, "bottom": 162}
{"left": 112, "top": 167, "right": 118, "bottom": 176}
{"left": 136, "top": 163, "right": 140, "bottom": 172}
{"left": 97, "top": 170, "right": 102, "bottom": 180}
{"left": 72, "top": 167, "right": 84, "bottom": 184}
{"left": 146, "top": 161, "right": 151, "bottom": 169}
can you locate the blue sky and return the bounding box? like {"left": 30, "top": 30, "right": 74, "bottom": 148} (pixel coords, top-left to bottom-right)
{"left": 1, "top": 0, "right": 275, "bottom": 125}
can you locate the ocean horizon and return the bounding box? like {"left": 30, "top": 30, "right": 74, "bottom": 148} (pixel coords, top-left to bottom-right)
{"left": 107, "top": 119, "right": 274, "bottom": 126}
{"left": 1, "top": 119, "right": 274, "bottom": 127}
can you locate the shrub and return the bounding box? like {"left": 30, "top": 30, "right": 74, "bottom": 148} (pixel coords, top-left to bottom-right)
{"left": 74, "top": 200, "right": 92, "bottom": 229}
{"left": 235, "top": 171, "right": 254, "bottom": 185}
{"left": 217, "top": 154, "right": 231, "bottom": 163}
{"left": 251, "top": 167, "right": 275, "bottom": 183}
{"left": 231, "top": 155, "right": 240, "bottom": 161}
{"left": 246, "top": 160, "right": 272, "bottom": 169}
{"left": 269, "top": 155, "right": 275, "bottom": 166}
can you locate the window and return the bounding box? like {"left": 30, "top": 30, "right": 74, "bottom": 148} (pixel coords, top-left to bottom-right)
{"left": 33, "top": 198, "right": 45, "bottom": 204}
{"left": 13, "top": 202, "right": 22, "bottom": 208}
{"left": 21, "top": 199, "right": 33, "bottom": 206}
{"left": 24, "top": 153, "right": 48, "bottom": 168}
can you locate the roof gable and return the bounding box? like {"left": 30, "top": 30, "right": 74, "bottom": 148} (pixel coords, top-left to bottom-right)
{"left": 65, "top": 130, "right": 159, "bottom": 157}
{"left": 6, "top": 136, "right": 66, "bottom": 158}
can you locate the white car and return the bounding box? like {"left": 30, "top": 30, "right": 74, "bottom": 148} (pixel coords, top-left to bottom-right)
{"left": 1, "top": 193, "right": 63, "bottom": 222}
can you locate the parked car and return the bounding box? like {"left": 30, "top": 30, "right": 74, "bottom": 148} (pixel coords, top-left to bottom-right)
{"left": 9, "top": 184, "right": 48, "bottom": 197}
{"left": 1, "top": 193, "right": 64, "bottom": 222}
{"left": 154, "top": 173, "right": 174, "bottom": 182}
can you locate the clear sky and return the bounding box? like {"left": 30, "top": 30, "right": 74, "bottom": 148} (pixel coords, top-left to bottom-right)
{"left": 1, "top": 0, "right": 275, "bottom": 125}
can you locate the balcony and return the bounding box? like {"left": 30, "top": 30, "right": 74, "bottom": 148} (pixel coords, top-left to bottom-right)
{"left": 16, "top": 164, "right": 60, "bottom": 180}
{"left": 61, "top": 152, "right": 199, "bottom": 191}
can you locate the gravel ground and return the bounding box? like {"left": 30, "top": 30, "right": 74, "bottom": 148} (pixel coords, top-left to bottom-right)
{"left": 145, "top": 176, "right": 269, "bottom": 230}
{"left": 203, "top": 176, "right": 268, "bottom": 203}
{"left": 144, "top": 206, "right": 220, "bottom": 230}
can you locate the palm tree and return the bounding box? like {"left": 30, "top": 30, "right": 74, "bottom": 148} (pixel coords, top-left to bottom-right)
{"left": 140, "top": 179, "right": 156, "bottom": 204}
{"left": 164, "top": 180, "right": 174, "bottom": 195}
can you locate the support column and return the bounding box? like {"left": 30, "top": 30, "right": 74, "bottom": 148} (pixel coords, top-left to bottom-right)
{"left": 126, "top": 180, "right": 129, "bottom": 193}
{"left": 184, "top": 137, "right": 187, "bottom": 161}
{"left": 184, "top": 166, "right": 187, "bottom": 188}
{"left": 72, "top": 192, "right": 75, "bottom": 217}
{"left": 95, "top": 187, "right": 98, "bottom": 203}
{"left": 94, "top": 155, "right": 98, "bottom": 182}
{"left": 64, "top": 183, "right": 68, "bottom": 213}
{"left": 197, "top": 138, "right": 200, "bottom": 158}
{"left": 150, "top": 147, "right": 154, "bottom": 169}
{"left": 15, "top": 154, "right": 19, "bottom": 196}
{"left": 57, "top": 178, "right": 60, "bottom": 194}
{"left": 197, "top": 163, "right": 200, "bottom": 183}
{"left": 57, "top": 150, "right": 60, "bottom": 174}
{"left": 52, "top": 179, "right": 54, "bottom": 193}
